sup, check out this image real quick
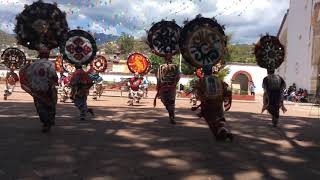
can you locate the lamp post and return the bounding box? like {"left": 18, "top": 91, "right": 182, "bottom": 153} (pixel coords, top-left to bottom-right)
{"left": 179, "top": 53, "right": 182, "bottom": 73}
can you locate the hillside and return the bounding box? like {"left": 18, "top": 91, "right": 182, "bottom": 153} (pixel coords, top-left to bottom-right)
{"left": 0, "top": 30, "right": 37, "bottom": 57}
{"left": 227, "top": 44, "right": 256, "bottom": 63}
{"left": 94, "top": 33, "right": 119, "bottom": 45}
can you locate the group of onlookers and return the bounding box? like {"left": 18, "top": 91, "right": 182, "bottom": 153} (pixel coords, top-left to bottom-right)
{"left": 284, "top": 83, "right": 308, "bottom": 103}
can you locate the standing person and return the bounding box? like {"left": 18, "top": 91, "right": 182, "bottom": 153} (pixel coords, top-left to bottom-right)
{"left": 20, "top": 48, "right": 58, "bottom": 133}
{"left": 142, "top": 76, "right": 150, "bottom": 97}
{"left": 249, "top": 81, "right": 256, "bottom": 96}
{"left": 3, "top": 67, "right": 19, "bottom": 100}
{"left": 70, "top": 64, "right": 94, "bottom": 121}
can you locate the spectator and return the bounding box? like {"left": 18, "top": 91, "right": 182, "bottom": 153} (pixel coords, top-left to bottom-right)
{"left": 292, "top": 83, "right": 297, "bottom": 92}
{"left": 299, "top": 89, "right": 308, "bottom": 103}
{"left": 249, "top": 81, "right": 256, "bottom": 96}
{"left": 179, "top": 84, "right": 185, "bottom": 92}
{"left": 142, "top": 76, "right": 150, "bottom": 97}
{"left": 287, "top": 91, "right": 296, "bottom": 101}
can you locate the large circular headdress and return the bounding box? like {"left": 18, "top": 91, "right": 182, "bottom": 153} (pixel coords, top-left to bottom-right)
{"left": 127, "top": 53, "right": 151, "bottom": 74}
{"left": 60, "top": 29, "right": 97, "bottom": 66}
{"left": 14, "top": 0, "right": 69, "bottom": 50}
{"left": 62, "top": 58, "right": 76, "bottom": 73}
{"left": 254, "top": 35, "right": 285, "bottom": 70}
{"left": 1, "top": 48, "right": 26, "bottom": 69}
{"left": 147, "top": 20, "right": 181, "bottom": 57}
{"left": 90, "top": 55, "right": 108, "bottom": 73}
{"left": 179, "top": 16, "right": 227, "bottom": 68}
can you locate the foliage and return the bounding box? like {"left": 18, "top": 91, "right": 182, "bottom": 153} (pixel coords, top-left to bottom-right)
{"left": 216, "top": 67, "right": 230, "bottom": 81}
{"left": 99, "top": 42, "right": 118, "bottom": 54}
{"left": 116, "top": 33, "right": 134, "bottom": 54}
{"left": 225, "top": 34, "right": 256, "bottom": 64}
{"left": 148, "top": 54, "right": 163, "bottom": 73}
{"left": 172, "top": 55, "right": 195, "bottom": 75}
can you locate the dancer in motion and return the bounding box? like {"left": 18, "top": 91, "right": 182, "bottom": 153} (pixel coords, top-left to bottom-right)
{"left": 15, "top": 1, "right": 69, "bottom": 132}
{"left": 179, "top": 15, "right": 233, "bottom": 141}
{"left": 60, "top": 29, "right": 98, "bottom": 121}
{"left": 127, "top": 72, "right": 143, "bottom": 105}
{"left": 20, "top": 48, "right": 59, "bottom": 132}
{"left": 254, "top": 35, "right": 287, "bottom": 127}
{"left": 191, "top": 65, "right": 233, "bottom": 141}
{"left": 70, "top": 64, "right": 94, "bottom": 120}
{"left": 147, "top": 20, "right": 181, "bottom": 124}
{"left": 89, "top": 55, "right": 108, "bottom": 100}
{"left": 154, "top": 58, "right": 180, "bottom": 124}
{"left": 3, "top": 67, "right": 19, "bottom": 100}
{"left": 91, "top": 71, "right": 104, "bottom": 100}
{"left": 1, "top": 48, "right": 25, "bottom": 101}
{"left": 126, "top": 53, "right": 151, "bottom": 106}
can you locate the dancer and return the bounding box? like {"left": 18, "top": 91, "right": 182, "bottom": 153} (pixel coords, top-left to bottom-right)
{"left": 179, "top": 15, "right": 233, "bottom": 141}
{"left": 90, "top": 71, "right": 104, "bottom": 100}
{"left": 147, "top": 20, "right": 181, "bottom": 124}
{"left": 126, "top": 53, "right": 150, "bottom": 106}
{"left": 15, "top": 1, "right": 69, "bottom": 133}
{"left": 60, "top": 72, "right": 72, "bottom": 103}
{"left": 254, "top": 35, "right": 287, "bottom": 127}
{"left": 89, "top": 55, "right": 108, "bottom": 100}
{"left": 1, "top": 48, "right": 26, "bottom": 100}
{"left": 127, "top": 72, "right": 143, "bottom": 105}
{"left": 60, "top": 29, "right": 98, "bottom": 120}
{"left": 20, "top": 48, "right": 59, "bottom": 132}
{"left": 155, "top": 58, "right": 180, "bottom": 124}
{"left": 3, "top": 67, "right": 19, "bottom": 100}
{"left": 70, "top": 64, "right": 94, "bottom": 120}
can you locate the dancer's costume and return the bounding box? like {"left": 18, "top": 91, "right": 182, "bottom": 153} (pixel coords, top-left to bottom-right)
{"left": 89, "top": 55, "right": 108, "bottom": 100}
{"left": 70, "top": 66, "right": 93, "bottom": 120}
{"left": 254, "top": 35, "right": 286, "bottom": 127}
{"left": 179, "top": 16, "right": 233, "bottom": 141}
{"left": 1, "top": 48, "right": 25, "bottom": 100}
{"left": 20, "top": 55, "right": 58, "bottom": 130}
{"left": 56, "top": 55, "right": 73, "bottom": 103}
{"left": 147, "top": 20, "right": 181, "bottom": 124}
{"left": 126, "top": 53, "right": 150, "bottom": 106}
{"left": 60, "top": 29, "right": 97, "bottom": 120}
{"left": 4, "top": 69, "right": 19, "bottom": 100}
{"left": 189, "top": 68, "right": 203, "bottom": 108}
{"left": 15, "top": 1, "right": 68, "bottom": 133}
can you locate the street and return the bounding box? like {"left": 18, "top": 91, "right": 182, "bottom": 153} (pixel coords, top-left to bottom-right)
{"left": 0, "top": 89, "right": 319, "bottom": 180}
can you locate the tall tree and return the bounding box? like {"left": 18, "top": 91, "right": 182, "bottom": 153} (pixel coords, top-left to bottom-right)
{"left": 116, "top": 33, "right": 134, "bottom": 54}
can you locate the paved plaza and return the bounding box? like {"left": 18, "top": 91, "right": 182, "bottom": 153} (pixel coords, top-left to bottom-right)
{"left": 0, "top": 86, "right": 320, "bottom": 180}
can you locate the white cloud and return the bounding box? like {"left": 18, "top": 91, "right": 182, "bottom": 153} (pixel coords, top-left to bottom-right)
{"left": 0, "top": 0, "right": 289, "bottom": 44}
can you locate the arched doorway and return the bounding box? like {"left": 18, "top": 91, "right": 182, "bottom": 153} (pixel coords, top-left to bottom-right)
{"left": 231, "top": 70, "right": 253, "bottom": 95}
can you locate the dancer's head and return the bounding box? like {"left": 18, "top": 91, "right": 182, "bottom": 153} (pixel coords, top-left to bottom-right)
{"left": 38, "top": 47, "right": 50, "bottom": 59}
{"left": 267, "top": 69, "right": 275, "bottom": 75}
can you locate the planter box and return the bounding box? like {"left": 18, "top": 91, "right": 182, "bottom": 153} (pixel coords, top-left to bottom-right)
{"left": 232, "top": 94, "right": 255, "bottom": 101}
{"left": 178, "top": 92, "right": 192, "bottom": 98}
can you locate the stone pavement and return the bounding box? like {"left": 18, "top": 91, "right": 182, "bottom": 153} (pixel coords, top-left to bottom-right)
{"left": 0, "top": 86, "right": 320, "bottom": 180}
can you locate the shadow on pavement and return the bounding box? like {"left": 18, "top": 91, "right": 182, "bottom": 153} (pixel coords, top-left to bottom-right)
{"left": 0, "top": 101, "right": 319, "bottom": 180}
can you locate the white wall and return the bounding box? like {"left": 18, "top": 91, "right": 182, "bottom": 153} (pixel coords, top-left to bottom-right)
{"left": 278, "top": 0, "right": 314, "bottom": 91}
{"left": 0, "top": 64, "right": 267, "bottom": 94}
{"left": 225, "top": 64, "right": 267, "bottom": 94}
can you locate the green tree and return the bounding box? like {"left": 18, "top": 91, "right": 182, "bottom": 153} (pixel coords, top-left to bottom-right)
{"left": 117, "top": 33, "right": 134, "bottom": 54}
{"left": 216, "top": 67, "right": 230, "bottom": 81}
{"left": 172, "top": 55, "right": 195, "bottom": 75}
{"left": 148, "top": 54, "right": 163, "bottom": 73}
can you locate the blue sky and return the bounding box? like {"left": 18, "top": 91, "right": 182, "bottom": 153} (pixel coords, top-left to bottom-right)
{"left": 0, "top": 0, "right": 289, "bottom": 44}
